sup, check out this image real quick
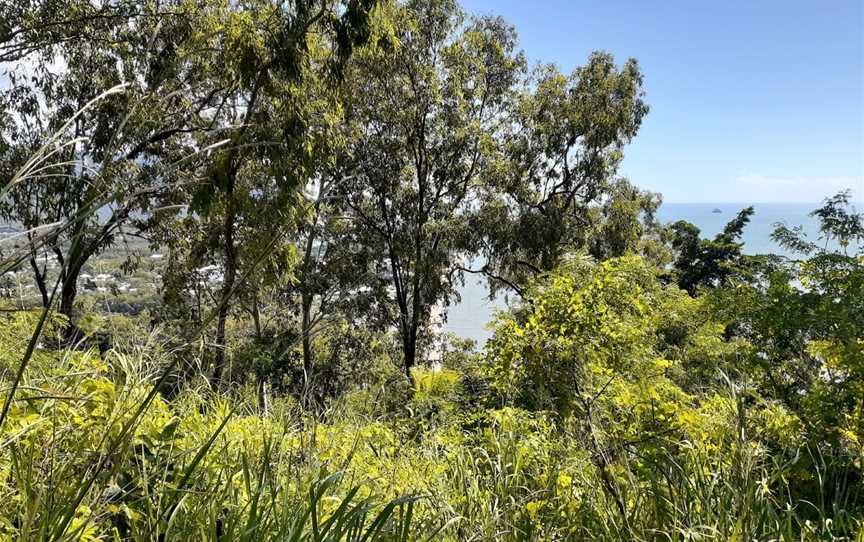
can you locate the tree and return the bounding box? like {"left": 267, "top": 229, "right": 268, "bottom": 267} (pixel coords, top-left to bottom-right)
{"left": 670, "top": 206, "right": 756, "bottom": 295}
{"left": 336, "top": 0, "right": 525, "bottom": 379}
{"left": 0, "top": 0, "right": 240, "bottom": 334}
{"left": 585, "top": 178, "right": 666, "bottom": 263}
{"left": 288, "top": 169, "right": 385, "bottom": 392}
{"left": 150, "top": 0, "right": 378, "bottom": 387}
{"left": 473, "top": 53, "right": 649, "bottom": 296}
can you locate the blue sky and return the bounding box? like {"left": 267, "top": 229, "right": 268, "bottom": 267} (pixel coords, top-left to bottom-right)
{"left": 462, "top": 0, "right": 864, "bottom": 203}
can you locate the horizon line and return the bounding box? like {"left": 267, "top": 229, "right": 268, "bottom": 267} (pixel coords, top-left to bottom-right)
{"left": 660, "top": 200, "right": 862, "bottom": 205}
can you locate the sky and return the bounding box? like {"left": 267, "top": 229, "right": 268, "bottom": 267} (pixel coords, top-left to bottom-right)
{"left": 462, "top": 0, "right": 864, "bottom": 203}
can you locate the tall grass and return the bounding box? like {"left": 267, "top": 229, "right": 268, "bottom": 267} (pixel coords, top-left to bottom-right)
{"left": 1, "top": 326, "right": 862, "bottom": 540}
{"left": 0, "top": 331, "right": 453, "bottom": 541}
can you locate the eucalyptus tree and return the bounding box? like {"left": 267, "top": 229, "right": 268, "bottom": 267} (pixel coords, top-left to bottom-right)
{"left": 336, "top": 0, "right": 525, "bottom": 379}
{"left": 473, "top": 53, "right": 649, "bottom": 296}
{"left": 151, "top": 0, "right": 378, "bottom": 387}
{"left": 585, "top": 178, "right": 665, "bottom": 264}
{"left": 0, "top": 0, "right": 239, "bottom": 331}
{"left": 288, "top": 165, "right": 388, "bottom": 388}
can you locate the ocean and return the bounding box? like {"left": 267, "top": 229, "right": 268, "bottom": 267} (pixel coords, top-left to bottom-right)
{"left": 443, "top": 202, "right": 849, "bottom": 345}
{"left": 656, "top": 203, "right": 824, "bottom": 256}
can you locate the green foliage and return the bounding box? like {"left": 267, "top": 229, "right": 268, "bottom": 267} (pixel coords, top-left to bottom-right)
{"left": 484, "top": 253, "right": 863, "bottom": 539}
{"left": 332, "top": 0, "right": 528, "bottom": 373}
{"left": 1, "top": 283, "right": 862, "bottom": 541}
{"left": 711, "top": 192, "right": 864, "bottom": 451}
{"left": 475, "top": 52, "right": 649, "bottom": 296}
{"left": 2, "top": 0, "right": 862, "bottom": 540}
{"left": 0, "top": 339, "right": 447, "bottom": 541}
{"left": 670, "top": 206, "right": 757, "bottom": 295}
{"left": 488, "top": 255, "right": 711, "bottom": 417}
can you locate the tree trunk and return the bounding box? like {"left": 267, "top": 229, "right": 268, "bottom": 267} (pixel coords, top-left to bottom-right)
{"left": 211, "top": 238, "right": 236, "bottom": 387}
{"left": 212, "top": 304, "right": 229, "bottom": 387}
{"left": 59, "top": 275, "right": 77, "bottom": 318}
{"left": 210, "top": 76, "right": 261, "bottom": 389}
{"left": 387, "top": 239, "right": 417, "bottom": 386}
{"left": 401, "top": 312, "right": 419, "bottom": 386}
{"left": 251, "top": 293, "right": 261, "bottom": 340}
{"left": 403, "top": 339, "right": 416, "bottom": 384}
{"left": 256, "top": 375, "right": 269, "bottom": 416}
{"left": 28, "top": 254, "right": 49, "bottom": 308}
{"left": 301, "top": 291, "right": 313, "bottom": 388}
{"left": 298, "top": 189, "right": 322, "bottom": 391}
{"left": 58, "top": 262, "right": 84, "bottom": 345}
{"left": 212, "top": 187, "right": 237, "bottom": 388}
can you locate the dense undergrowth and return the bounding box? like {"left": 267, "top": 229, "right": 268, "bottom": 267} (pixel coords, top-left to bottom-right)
{"left": 1, "top": 254, "right": 862, "bottom": 541}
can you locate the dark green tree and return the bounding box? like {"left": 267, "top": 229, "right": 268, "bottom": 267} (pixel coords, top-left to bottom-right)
{"left": 670, "top": 206, "right": 755, "bottom": 295}
{"left": 712, "top": 191, "right": 863, "bottom": 448}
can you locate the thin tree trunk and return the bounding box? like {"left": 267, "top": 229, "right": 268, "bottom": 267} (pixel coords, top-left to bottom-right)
{"left": 59, "top": 275, "right": 77, "bottom": 318}
{"left": 386, "top": 237, "right": 417, "bottom": 385}
{"left": 251, "top": 292, "right": 261, "bottom": 339}
{"left": 28, "top": 254, "right": 49, "bottom": 308}
{"left": 401, "top": 310, "right": 418, "bottom": 386}
{"left": 257, "top": 375, "right": 269, "bottom": 416}
{"left": 210, "top": 76, "right": 262, "bottom": 389}
{"left": 301, "top": 291, "right": 313, "bottom": 387}
{"left": 297, "top": 174, "right": 332, "bottom": 391}
{"left": 211, "top": 195, "right": 236, "bottom": 388}
{"left": 403, "top": 339, "right": 416, "bottom": 383}
{"left": 299, "top": 213, "right": 319, "bottom": 390}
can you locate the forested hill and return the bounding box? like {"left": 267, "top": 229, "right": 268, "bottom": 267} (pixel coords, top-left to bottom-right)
{"left": 0, "top": 0, "right": 862, "bottom": 540}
